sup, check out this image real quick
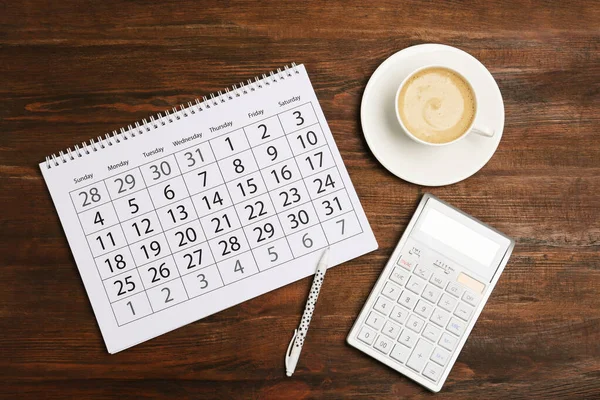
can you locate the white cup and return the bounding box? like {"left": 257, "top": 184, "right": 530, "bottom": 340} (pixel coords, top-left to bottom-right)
{"left": 394, "top": 65, "right": 494, "bottom": 146}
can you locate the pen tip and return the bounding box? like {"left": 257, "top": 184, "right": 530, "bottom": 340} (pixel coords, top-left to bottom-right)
{"left": 320, "top": 247, "right": 330, "bottom": 266}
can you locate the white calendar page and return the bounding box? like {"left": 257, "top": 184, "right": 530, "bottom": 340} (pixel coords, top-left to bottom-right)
{"left": 40, "top": 64, "right": 377, "bottom": 353}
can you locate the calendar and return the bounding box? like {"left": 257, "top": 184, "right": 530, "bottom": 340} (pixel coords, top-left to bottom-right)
{"left": 40, "top": 64, "right": 377, "bottom": 353}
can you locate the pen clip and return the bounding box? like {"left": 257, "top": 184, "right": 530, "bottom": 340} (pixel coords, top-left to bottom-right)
{"left": 284, "top": 329, "right": 298, "bottom": 370}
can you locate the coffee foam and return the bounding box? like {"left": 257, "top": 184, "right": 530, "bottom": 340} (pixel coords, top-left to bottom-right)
{"left": 398, "top": 67, "right": 476, "bottom": 144}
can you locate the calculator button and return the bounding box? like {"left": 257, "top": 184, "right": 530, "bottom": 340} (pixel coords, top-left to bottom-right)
{"left": 406, "top": 314, "right": 425, "bottom": 333}
{"left": 406, "top": 275, "right": 426, "bottom": 295}
{"left": 373, "top": 296, "right": 392, "bottom": 315}
{"left": 423, "top": 362, "right": 442, "bottom": 382}
{"left": 398, "top": 329, "right": 419, "bottom": 348}
{"left": 439, "top": 332, "right": 458, "bottom": 351}
{"left": 397, "top": 256, "right": 417, "bottom": 271}
{"left": 430, "top": 308, "right": 451, "bottom": 328}
{"left": 430, "top": 347, "right": 450, "bottom": 367}
{"left": 446, "top": 281, "right": 464, "bottom": 297}
{"left": 389, "top": 267, "right": 409, "bottom": 286}
{"left": 374, "top": 335, "right": 393, "bottom": 354}
{"left": 390, "top": 306, "right": 409, "bottom": 325}
{"left": 430, "top": 273, "right": 448, "bottom": 289}
{"left": 422, "top": 324, "right": 441, "bottom": 343}
{"left": 414, "top": 299, "right": 434, "bottom": 319}
{"left": 414, "top": 266, "right": 432, "bottom": 280}
{"left": 458, "top": 271, "right": 486, "bottom": 294}
{"left": 454, "top": 302, "right": 474, "bottom": 321}
{"left": 365, "top": 312, "right": 385, "bottom": 330}
{"left": 447, "top": 317, "right": 466, "bottom": 336}
{"left": 357, "top": 326, "right": 376, "bottom": 345}
{"left": 462, "top": 290, "right": 480, "bottom": 307}
{"left": 390, "top": 344, "right": 411, "bottom": 364}
{"left": 398, "top": 290, "right": 418, "bottom": 310}
{"left": 438, "top": 293, "right": 458, "bottom": 312}
{"left": 422, "top": 284, "right": 442, "bottom": 304}
{"left": 382, "top": 320, "right": 402, "bottom": 340}
{"left": 381, "top": 281, "right": 401, "bottom": 301}
{"left": 406, "top": 339, "right": 434, "bottom": 372}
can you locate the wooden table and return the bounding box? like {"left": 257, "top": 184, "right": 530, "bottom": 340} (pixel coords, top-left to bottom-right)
{"left": 2, "top": 1, "right": 599, "bottom": 398}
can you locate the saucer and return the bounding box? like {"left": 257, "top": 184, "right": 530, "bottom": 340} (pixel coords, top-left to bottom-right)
{"left": 361, "top": 44, "right": 505, "bottom": 186}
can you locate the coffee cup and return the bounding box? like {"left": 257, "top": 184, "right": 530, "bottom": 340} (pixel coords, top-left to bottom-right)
{"left": 394, "top": 65, "right": 494, "bottom": 146}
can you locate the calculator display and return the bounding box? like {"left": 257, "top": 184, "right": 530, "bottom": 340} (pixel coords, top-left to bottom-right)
{"left": 418, "top": 208, "right": 500, "bottom": 268}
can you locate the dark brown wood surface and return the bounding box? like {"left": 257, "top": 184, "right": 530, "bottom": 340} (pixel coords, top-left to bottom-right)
{"left": 1, "top": 1, "right": 599, "bottom": 398}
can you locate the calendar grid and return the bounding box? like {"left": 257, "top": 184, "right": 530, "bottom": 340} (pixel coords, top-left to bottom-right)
{"left": 206, "top": 139, "right": 262, "bottom": 276}
{"left": 171, "top": 151, "right": 226, "bottom": 290}
{"left": 99, "top": 211, "right": 156, "bottom": 246}
{"left": 267, "top": 183, "right": 312, "bottom": 257}
{"left": 276, "top": 112, "right": 330, "bottom": 247}
{"left": 133, "top": 166, "right": 190, "bottom": 305}
{"left": 67, "top": 104, "right": 317, "bottom": 194}
{"left": 70, "top": 101, "right": 366, "bottom": 326}
{"left": 101, "top": 270, "right": 145, "bottom": 303}
{"left": 69, "top": 190, "right": 122, "bottom": 326}
{"left": 112, "top": 228, "right": 362, "bottom": 328}
{"left": 98, "top": 178, "right": 155, "bottom": 311}
{"left": 239, "top": 126, "right": 294, "bottom": 271}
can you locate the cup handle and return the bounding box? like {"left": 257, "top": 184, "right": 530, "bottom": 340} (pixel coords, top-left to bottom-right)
{"left": 471, "top": 126, "right": 495, "bottom": 138}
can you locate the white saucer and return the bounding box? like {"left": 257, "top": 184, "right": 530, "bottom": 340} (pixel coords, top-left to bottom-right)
{"left": 361, "top": 44, "right": 504, "bottom": 186}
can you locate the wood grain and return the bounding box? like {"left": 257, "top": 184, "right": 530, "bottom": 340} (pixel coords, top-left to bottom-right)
{"left": 1, "top": 0, "right": 599, "bottom": 398}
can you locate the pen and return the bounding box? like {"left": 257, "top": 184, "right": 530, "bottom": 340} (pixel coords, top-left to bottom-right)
{"left": 285, "top": 247, "right": 330, "bottom": 377}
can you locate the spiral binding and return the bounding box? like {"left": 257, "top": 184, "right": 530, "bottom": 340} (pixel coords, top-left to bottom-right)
{"left": 45, "top": 63, "right": 300, "bottom": 169}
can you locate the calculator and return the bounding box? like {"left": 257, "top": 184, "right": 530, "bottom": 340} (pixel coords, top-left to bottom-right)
{"left": 347, "top": 193, "right": 514, "bottom": 392}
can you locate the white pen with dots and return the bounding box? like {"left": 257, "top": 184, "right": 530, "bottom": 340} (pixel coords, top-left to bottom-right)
{"left": 285, "top": 247, "right": 330, "bottom": 377}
